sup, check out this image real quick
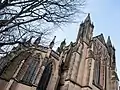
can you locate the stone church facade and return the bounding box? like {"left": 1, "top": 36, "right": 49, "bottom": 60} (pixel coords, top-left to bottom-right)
{"left": 0, "top": 14, "right": 119, "bottom": 90}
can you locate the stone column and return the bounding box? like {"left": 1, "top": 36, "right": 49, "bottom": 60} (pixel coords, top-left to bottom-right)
{"left": 77, "top": 42, "right": 87, "bottom": 85}
{"left": 88, "top": 58, "right": 95, "bottom": 87}
{"left": 71, "top": 41, "right": 82, "bottom": 82}
{"left": 71, "top": 52, "right": 81, "bottom": 82}
{"left": 100, "top": 59, "right": 104, "bottom": 87}
{"left": 81, "top": 56, "right": 95, "bottom": 90}
{"left": 106, "top": 61, "right": 110, "bottom": 90}
{"left": 66, "top": 52, "right": 76, "bottom": 80}
{"left": 82, "top": 58, "right": 91, "bottom": 86}
{"left": 81, "top": 42, "right": 95, "bottom": 89}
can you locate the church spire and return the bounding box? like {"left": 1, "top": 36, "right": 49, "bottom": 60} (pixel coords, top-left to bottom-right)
{"left": 107, "top": 36, "right": 112, "bottom": 47}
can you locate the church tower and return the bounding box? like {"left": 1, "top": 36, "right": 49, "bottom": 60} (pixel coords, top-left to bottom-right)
{"left": 58, "top": 14, "right": 95, "bottom": 90}
{"left": 76, "top": 13, "right": 94, "bottom": 44}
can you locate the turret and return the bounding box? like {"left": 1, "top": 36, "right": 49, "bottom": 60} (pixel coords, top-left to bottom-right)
{"left": 76, "top": 13, "right": 94, "bottom": 44}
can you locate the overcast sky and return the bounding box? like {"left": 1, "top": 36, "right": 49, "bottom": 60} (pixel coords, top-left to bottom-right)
{"left": 54, "top": 0, "right": 120, "bottom": 79}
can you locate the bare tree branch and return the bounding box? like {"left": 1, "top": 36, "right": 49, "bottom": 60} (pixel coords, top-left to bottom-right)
{"left": 0, "top": 0, "right": 85, "bottom": 54}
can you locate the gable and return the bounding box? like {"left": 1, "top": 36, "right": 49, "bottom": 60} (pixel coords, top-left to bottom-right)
{"left": 93, "top": 33, "right": 106, "bottom": 45}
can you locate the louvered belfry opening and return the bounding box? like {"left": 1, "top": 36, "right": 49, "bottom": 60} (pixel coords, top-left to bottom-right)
{"left": 37, "top": 61, "right": 52, "bottom": 90}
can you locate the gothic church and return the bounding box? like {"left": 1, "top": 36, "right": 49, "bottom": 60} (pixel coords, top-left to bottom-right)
{"left": 0, "top": 14, "right": 119, "bottom": 90}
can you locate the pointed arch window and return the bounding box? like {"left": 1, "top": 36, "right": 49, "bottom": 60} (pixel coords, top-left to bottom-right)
{"left": 0, "top": 51, "right": 30, "bottom": 80}
{"left": 93, "top": 60, "right": 101, "bottom": 85}
{"left": 36, "top": 61, "right": 52, "bottom": 90}
{"left": 19, "top": 53, "right": 42, "bottom": 85}
{"left": 21, "top": 59, "right": 39, "bottom": 84}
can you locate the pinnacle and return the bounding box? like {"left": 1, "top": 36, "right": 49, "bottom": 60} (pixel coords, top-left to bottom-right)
{"left": 107, "top": 36, "right": 112, "bottom": 47}
{"left": 84, "top": 13, "right": 91, "bottom": 22}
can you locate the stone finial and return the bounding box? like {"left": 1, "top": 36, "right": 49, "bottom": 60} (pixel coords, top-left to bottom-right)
{"left": 45, "top": 36, "right": 56, "bottom": 58}
{"left": 27, "top": 36, "right": 34, "bottom": 44}
{"left": 84, "top": 13, "right": 91, "bottom": 22}
{"left": 22, "top": 36, "right": 27, "bottom": 43}
{"left": 80, "top": 21, "right": 84, "bottom": 26}
{"left": 107, "top": 36, "right": 112, "bottom": 47}
{"left": 49, "top": 36, "right": 56, "bottom": 49}
{"left": 34, "top": 33, "right": 43, "bottom": 45}
{"left": 57, "top": 39, "right": 66, "bottom": 54}
{"left": 60, "top": 39, "right": 66, "bottom": 48}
